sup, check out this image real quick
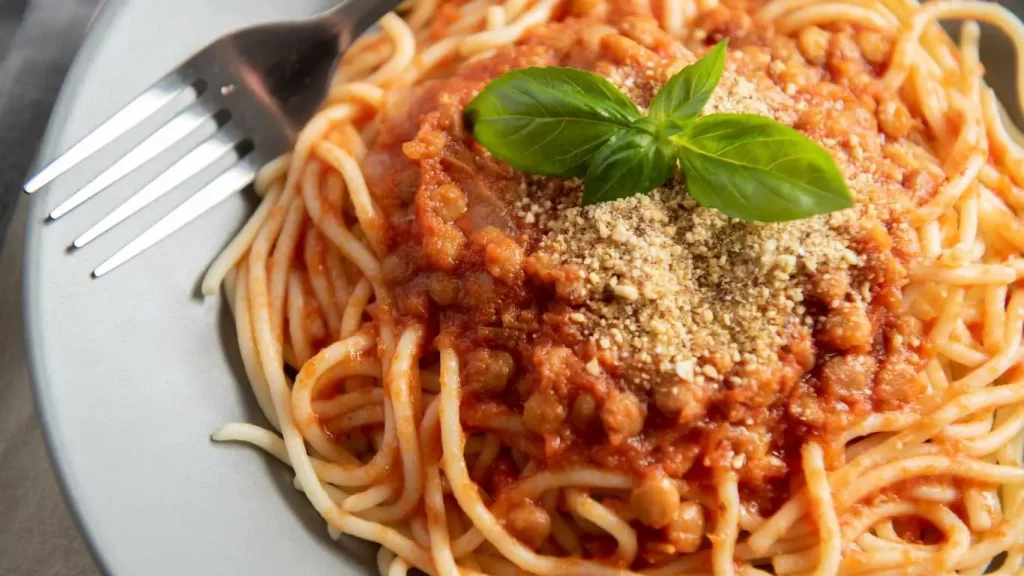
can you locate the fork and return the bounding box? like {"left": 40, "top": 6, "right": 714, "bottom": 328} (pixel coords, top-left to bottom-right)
{"left": 24, "top": 0, "right": 398, "bottom": 277}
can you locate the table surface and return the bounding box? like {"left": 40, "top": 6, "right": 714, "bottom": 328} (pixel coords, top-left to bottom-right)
{"left": 0, "top": 0, "right": 101, "bottom": 574}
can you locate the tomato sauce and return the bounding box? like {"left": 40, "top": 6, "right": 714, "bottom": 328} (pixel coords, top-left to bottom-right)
{"left": 359, "top": 9, "right": 934, "bottom": 516}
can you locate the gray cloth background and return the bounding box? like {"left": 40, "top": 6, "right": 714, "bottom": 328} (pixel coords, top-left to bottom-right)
{"left": 0, "top": 0, "right": 102, "bottom": 574}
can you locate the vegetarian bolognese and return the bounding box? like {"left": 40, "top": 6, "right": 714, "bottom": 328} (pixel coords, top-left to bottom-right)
{"left": 207, "top": 0, "right": 1024, "bottom": 574}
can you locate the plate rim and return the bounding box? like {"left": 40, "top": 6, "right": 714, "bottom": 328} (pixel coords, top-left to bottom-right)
{"left": 22, "top": 1, "right": 149, "bottom": 573}
{"left": 18, "top": 3, "right": 378, "bottom": 574}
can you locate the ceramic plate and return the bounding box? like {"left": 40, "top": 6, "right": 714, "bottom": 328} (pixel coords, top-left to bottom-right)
{"left": 24, "top": 1, "right": 376, "bottom": 574}
{"left": 22, "top": 1, "right": 1024, "bottom": 575}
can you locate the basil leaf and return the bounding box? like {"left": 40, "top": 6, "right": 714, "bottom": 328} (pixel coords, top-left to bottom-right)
{"left": 673, "top": 114, "right": 853, "bottom": 222}
{"left": 465, "top": 67, "right": 642, "bottom": 177}
{"left": 649, "top": 40, "right": 727, "bottom": 128}
{"left": 583, "top": 129, "right": 676, "bottom": 206}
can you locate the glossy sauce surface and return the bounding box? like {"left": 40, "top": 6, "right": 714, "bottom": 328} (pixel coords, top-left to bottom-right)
{"left": 358, "top": 3, "right": 935, "bottom": 533}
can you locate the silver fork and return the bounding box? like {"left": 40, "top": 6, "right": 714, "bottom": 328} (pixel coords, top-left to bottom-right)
{"left": 24, "top": 0, "right": 398, "bottom": 278}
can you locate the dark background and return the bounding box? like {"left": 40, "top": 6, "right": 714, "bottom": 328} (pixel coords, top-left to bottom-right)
{"left": 0, "top": 1, "right": 102, "bottom": 574}
{"left": 0, "top": 0, "right": 98, "bottom": 239}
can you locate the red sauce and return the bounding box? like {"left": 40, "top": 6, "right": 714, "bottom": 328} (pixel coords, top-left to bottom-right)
{"left": 359, "top": 9, "right": 934, "bottom": 524}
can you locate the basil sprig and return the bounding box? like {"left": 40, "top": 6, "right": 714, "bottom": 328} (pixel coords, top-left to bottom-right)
{"left": 464, "top": 67, "right": 640, "bottom": 178}
{"left": 464, "top": 40, "right": 853, "bottom": 221}
{"left": 649, "top": 39, "right": 727, "bottom": 128}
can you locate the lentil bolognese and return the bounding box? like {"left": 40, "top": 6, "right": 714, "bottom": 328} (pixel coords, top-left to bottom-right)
{"left": 207, "top": 0, "right": 1024, "bottom": 574}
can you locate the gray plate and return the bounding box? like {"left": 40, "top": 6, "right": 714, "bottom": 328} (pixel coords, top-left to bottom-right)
{"left": 22, "top": 1, "right": 1024, "bottom": 576}
{"left": 23, "top": 1, "right": 375, "bottom": 574}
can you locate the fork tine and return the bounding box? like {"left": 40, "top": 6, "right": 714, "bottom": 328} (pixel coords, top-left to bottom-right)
{"left": 48, "top": 104, "right": 229, "bottom": 221}
{"left": 72, "top": 135, "right": 244, "bottom": 249}
{"left": 25, "top": 76, "right": 203, "bottom": 194}
{"left": 92, "top": 161, "right": 256, "bottom": 278}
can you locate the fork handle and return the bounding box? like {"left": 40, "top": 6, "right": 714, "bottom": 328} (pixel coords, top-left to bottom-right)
{"left": 327, "top": 0, "right": 400, "bottom": 48}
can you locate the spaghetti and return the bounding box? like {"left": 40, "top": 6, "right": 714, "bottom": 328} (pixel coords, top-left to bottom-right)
{"left": 208, "top": 0, "right": 1024, "bottom": 574}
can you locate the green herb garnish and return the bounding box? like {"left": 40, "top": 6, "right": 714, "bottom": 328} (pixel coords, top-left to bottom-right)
{"left": 463, "top": 40, "right": 853, "bottom": 221}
